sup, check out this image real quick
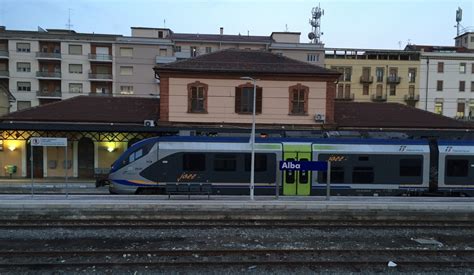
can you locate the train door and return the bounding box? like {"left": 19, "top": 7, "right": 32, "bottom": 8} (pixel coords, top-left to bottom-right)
{"left": 283, "top": 144, "right": 311, "bottom": 196}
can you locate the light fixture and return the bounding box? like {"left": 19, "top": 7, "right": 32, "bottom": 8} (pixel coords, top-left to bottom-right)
{"left": 8, "top": 145, "right": 16, "bottom": 151}
{"left": 107, "top": 146, "right": 115, "bottom": 152}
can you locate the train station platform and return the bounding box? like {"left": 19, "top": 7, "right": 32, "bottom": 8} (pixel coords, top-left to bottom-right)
{"left": 0, "top": 195, "right": 473, "bottom": 221}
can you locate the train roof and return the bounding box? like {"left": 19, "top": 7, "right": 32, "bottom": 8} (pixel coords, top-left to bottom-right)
{"left": 438, "top": 140, "right": 474, "bottom": 146}
{"left": 157, "top": 136, "right": 428, "bottom": 145}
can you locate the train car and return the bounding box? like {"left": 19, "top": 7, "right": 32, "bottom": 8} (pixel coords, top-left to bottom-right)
{"left": 437, "top": 140, "right": 474, "bottom": 196}
{"left": 109, "top": 136, "right": 432, "bottom": 196}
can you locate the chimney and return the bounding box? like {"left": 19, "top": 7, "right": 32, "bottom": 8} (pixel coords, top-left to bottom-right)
{"left": 220, "top": 27, "right": 223, "bottom": 35}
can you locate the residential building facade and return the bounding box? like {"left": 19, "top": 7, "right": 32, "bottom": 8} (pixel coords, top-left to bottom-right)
{"left": 324, "top": 48, "right": 421, "bottom": 107}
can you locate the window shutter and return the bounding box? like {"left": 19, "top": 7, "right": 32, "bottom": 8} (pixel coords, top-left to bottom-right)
{"left": 235, "top": 87, "right": 241, "bottom": 113}
{"left": 187, "top": 86, "right": 193, "bottom": 112}
{"left": 289, "top": 89, "right": 295, "bottom": 114}
{"left": 304, "top": 88, "right": 309, "bottom": 114}
{"left": 256, "top": 87, "right": 262, "bottom": 114}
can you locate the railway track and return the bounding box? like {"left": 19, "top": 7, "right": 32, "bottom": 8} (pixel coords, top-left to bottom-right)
{"left": 0, "top": 249, "right": 473, "bottom": 270}
{"left": 1, "top": 219, "right": 473, "bottom": 229}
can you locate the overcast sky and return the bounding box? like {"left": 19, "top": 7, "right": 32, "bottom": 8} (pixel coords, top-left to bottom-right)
{"left": 1, "top": 0, "right": 473, "bottom": 49}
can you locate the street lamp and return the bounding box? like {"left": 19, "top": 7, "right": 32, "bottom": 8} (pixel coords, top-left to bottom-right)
{"left": 240, "top": 76, "right": 257, "bottom": 200}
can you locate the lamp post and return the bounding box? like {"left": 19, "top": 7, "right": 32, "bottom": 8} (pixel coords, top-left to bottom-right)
{"left": 240, "top": 76, "right": 257, "bottom": 200}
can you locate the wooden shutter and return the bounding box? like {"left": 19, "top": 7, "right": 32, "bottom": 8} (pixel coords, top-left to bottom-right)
{"left": 235, "top": 87, "right": 241, "bottom": 113}
{"left": 256, "top": 87, "right": 262, "bottom": 114}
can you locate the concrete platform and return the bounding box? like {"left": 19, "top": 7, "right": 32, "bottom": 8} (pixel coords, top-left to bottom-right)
{"left": 0, "top": 195, "right": 473, "bottom": 221}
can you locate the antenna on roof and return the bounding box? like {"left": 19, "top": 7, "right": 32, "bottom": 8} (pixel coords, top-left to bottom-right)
{"left": 65, "top": 8, "right": 73, "bottom": 31}
{"left": 285, "top": 24, "right": 288, "bottom": 32}
{"left": 308, "top": 3, "right": 324, "bottom": 44}
{"left": 164, "top": 19, "right": 166, "bottom": 28}
{"left": 455, "top": 7, "right": 462, "bottom": 36}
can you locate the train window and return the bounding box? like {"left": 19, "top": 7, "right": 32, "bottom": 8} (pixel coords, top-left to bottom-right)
{"left": 399, "top": 158, "right": 422, "bottom": 177}
{"left": 358, "top": 156, "right": 369, "bottom": 161}
{"left": 183, "top": 153, "right": 206, "bottom": 171}
{"left": 299, "top": 158, "right": 309, "bottom": 184}
{"left": 319, "top": 166, "right": 345, "bottom": 183}
{"left": 285, "top": 158, "right": 295, "bottom": 184}
{"left": 352, "top": 167, "right": 374, "bottom": 183}
{"left": 446, "top": 159, "right": 469, "bottom": 177}
{"left": 213, "top": 154, "right": 237, "bottom": 171}
{"left": 245, "top": 154, "right": 267, "bottom": 172}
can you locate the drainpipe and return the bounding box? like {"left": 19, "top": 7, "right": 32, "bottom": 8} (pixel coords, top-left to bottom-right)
{"left": 424, "top": 57, "right": 429, "bottom": 111}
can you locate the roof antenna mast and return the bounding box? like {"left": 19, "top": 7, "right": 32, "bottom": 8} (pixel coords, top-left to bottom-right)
{"left": 455, "top": 7, "right": 462, "bottom": 36}
{"left": 308, "top": 3, "right": 324, "bottom": 44}
{"left": 66, "top": 8, "right": 73, "bottom": 31}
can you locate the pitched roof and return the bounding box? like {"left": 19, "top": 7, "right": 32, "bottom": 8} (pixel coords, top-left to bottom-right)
{"left": 155, "top": 48, "right": 339, "bottom": 76}
{"left": 1, "top": 96, "right": 159, "bottom": 124}
{"left": 334, "top": 102, "right": 471, "bottom": 129}
{"left": 170, "top": 33, "right": 272, "bottom": 43}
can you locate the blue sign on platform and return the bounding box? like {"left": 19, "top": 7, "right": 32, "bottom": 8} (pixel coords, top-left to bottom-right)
{"left": 279, "top": 161, "right": 328, "bottom": 171}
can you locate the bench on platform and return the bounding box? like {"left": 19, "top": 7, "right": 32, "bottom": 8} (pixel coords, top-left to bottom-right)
{"left": 166, "top": 183, "right": 212, "bottom": 199}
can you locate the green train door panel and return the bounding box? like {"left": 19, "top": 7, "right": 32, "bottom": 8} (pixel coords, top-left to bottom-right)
{"left": 283, "top": 144, "right": 312, "bottom": 196}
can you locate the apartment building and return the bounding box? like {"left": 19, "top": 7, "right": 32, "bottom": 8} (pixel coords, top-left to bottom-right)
{"left": 406, "top": 44, "right": 474, "bottom": 118}
{"left": 0, "top": 27, "right": 120, "bottom": 112}
{"left": 324, "top": 48, "right": 421, "bottom": 106}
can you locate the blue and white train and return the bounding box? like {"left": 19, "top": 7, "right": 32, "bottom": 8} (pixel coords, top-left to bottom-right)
{"left": 107, "top": 136, "right": 474, "bottom": 196}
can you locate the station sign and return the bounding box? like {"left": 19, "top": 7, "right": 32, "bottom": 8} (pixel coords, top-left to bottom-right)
{"left": 279, "top": 161, "right": 328, "bottom": 171}
{"left": 31, "top": 137, "right": 67, "bottom": 147}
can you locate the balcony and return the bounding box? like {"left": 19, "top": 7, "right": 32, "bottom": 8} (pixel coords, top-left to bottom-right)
{"left": 156, "top": 55, "right": 177, "bottom": 64}
{"left": 36, "top": 71, "right": 61, "bottom": 79}
{"left": 359, "top": 76, "right": 373, "bottom": 84}
{"left": 386, "top": 76, "right": 401, "bottom": 84}
{"left": 0, "top": 70, "right": 9, "bottom": 78}
{"left": 88, "top": 53, "right": 112, "bottom": 62}
{"left": 0, "top": 50, "right": 8, "bottom": 59}
{"left": 175, "top": 51, "right": 191, "bottom": 59}
{"left": 36, "top": 90, "right": 62, "bottom": 98}
{"left": 36, "top": 52, "right": 61, "bottom": 60}
{"left": 89, "top": 73, "right": 113, "bottom": 81}
{"left": 404, "top": 94, "right": 420, "bottom": 103}
{"left": 371, "top": 94, "right": 387, "bottom": 102}
{"left": 456, "top": 116, "right": 474, "bottom": 121}
{"left": 335, "top": 93, "right": 354, "bottom": 101}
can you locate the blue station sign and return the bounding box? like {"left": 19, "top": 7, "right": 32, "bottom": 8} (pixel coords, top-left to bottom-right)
{"left": 279, "top": 161, "right": 328, "bottom": 171}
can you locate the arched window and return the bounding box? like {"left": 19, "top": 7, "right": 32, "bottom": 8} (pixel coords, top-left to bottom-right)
{"left": 187, "top": 81, "right": 208, "bottom": 113}
{"left": 288, "top": 84, "right": 309, "bottom": 115}
{"left": 235, "top": 83, "right": 262, "bottom": 114}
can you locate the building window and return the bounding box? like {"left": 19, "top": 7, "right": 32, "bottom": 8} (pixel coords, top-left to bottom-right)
{"left": 457, "top": 102, "right": 465, "bottom": 117}
{"left": 307, "top": 54, "right": 319, "bottom": 62}
{"left": 363, "top": 85, "right": 369, "bottom": 95}
{"left": 120, "top": 47, "right": 133, "bottom": 57}
{"left": 17, "top": 82, "right": 31, "bottom": 92}
{"left": 17, "top": 101, "right": 31, "bottom": 111}
{"left": 205, "top": 47, "right": 212, "bottom": 54}
{"left": 434, "top": 101, "right": 443, "bottom": 115}
{"left": 159, "top": 49, "right": 167, "bottom": 56}
{"left": 16, "top": 62, "right": 30, "bottom": 72}
{"left": 408, "top": 68, "right": 416, "bottom": 83}
{"left": 190, "top": 46, "right": 198, "bottom": 57}
{"left": 174, "top": 46, "right": 181, "bottom": 52}
{"left": 158, "top": 31, "right": 163, "bottom": 38}
{"left": 16, "top": 43, "right": 30, "bottom": 52}
{"left": 472, "top": 64, "right": 474, "bottom": 74}
{"left": 409, "top": 85, "right": 415, "bottom": 96}
{"left": 119, "top": 66, "right": 133, "bottom": 75}
{"left": 471, "top": 81, "right": 474, "bottom": 92}
{"left": 460, "top": 81, "right": 465, "bottom": 92}
{"left": 289, "top": 84, "right": 308, "bottom": 115}
{"left": 343, "top": 67, "right": 352, "bottom": 81}
{"left": 69, "top": 83, "right": 83, "bottom": 93}
{"left": 68, "top": 45, "right": 82, "bottom": 55}
{"left": 469, "top": 101, "right": 474, "bottom": 117}
{"left": 375, "top": 67, "right": 384, "bottom": 82}
{"left": 437, "top": 62, "right": 444, "bottom": 73}
{"left": 389, "top": 84, "right": 396, "bottom": 96}
{"left": 437, "top": 80, "right": 443, "bottom": 91}
{"left": 69, "top": 64, "right": 82, "bottom": 74}
{"left": 120, "top": 85, "right": 134, "bottom": 95}
{"left": 460, "top": 63, "right": 466, "bottom": 73}
{"left": 187, "top": 81, "right": 208, "bottom": 113}
{"left": 235, "top": 84, "right": 262, "bottom": 114}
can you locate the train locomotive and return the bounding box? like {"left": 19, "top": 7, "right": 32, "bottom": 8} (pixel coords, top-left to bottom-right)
{"left": 108, "top": 136, "right": 474, "bottom": 196}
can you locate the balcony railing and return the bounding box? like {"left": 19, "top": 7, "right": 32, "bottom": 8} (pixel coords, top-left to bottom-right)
{"left": 0, "top": 50, "right": 8, "bottom": 58}
{"left": 0, "top": 70, "right": 9, "bottom": 77}
{"left": 404, "top": 94, "right": 420, "bottom": 102}
{"left": 386, "top": 76, "right": 401, "bottom": 84}
{"left": 335, "top": 93, "right": 354, "bottom": 101}
{"left": 36, "top": 90, "right": 62, "bottom": 98}
{"left": 359, "top": 76, "right": 373, "bottom": 84}
{"left": 156, "top": 55, "right": 177, "bottom": 64}
{"left": 456, "top": 116, "right": 474, "bottom": 121}
{"left": 88, "top": 73, "right": 113, "bottom": 80}
{"left": 36, "top": 71, "right": 61, "bottom": 78}
{"left": 371, "top": 94, "right": 387, "bottom": 102}
{"left": 88, "top": 53, "right": 112, "bottom": 61}
{"left": 36, "top": 52, "right": 62, "bottom": 59}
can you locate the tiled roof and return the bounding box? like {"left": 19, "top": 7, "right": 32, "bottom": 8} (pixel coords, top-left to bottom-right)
{"left": 156, "top": 49, "right": 339, "bottom": 76}
{"left": 170, "top": 33, "right": 272, "bottom": 43}
{"left": 1, "top": 96, "right": 159, "bottom": 124}
{"left": 334, "top": 102, "right": 472, "bottom": 129}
